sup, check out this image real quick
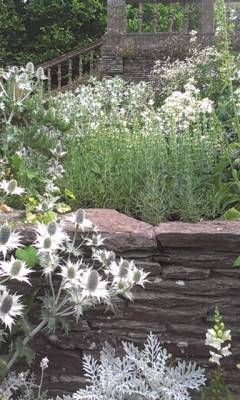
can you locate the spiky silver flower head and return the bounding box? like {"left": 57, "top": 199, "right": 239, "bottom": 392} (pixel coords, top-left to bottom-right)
{"left": 7, "top": 179, "right": 17, "bottom": 194}
{"left": 36, "top": 67, "right": 46, "bottom": 80}
{"left": 10, "top": 260, "right": 22, "bottom": 276}
{"left": 43, "top": 237, "right": 52, "bottom": 250}
{"left": 118, "top": 260, "right": 129, "bottom": 278}
{"left": 25, "top": 62, "right": 35, "bottom": 74}
{"left": 47, "top": 221, "right": 57, "bottom": 236}
{"left": 75, "top": 209, "right": 85, "bottom": 225}
{"left": 87, "top": 270, "right": 99, "bottom": 292}
{"left": 1, "top": 295, "right": 13, "bottom": 315}
{"left": 0, "top": 289, "right": 23, "bottom": 330}
{"left": 0, "top": 225, "right": 11, "bottom": 245}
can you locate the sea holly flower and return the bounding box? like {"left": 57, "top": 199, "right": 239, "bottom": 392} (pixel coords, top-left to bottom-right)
{"left": 0, "top": 256, "right": 32, "bottom": 285}
{"left": 0, "top": 223, "right": 22, "bottom": 259}
{"left": 79, "top": 269, "right": 109, "bottom": 302}
{"left": 92, "top": 248, "right": 116, "bottom": 267}
{"left": 127, "top": 265, "right": 149, "bottom": 287}
{"left": 60, "top": 260, "right": 85, "bottom": 288}
{"left": 0, "top": 289, "right": 23, "bottom": 330}
{"left": 0, "top": 179, "right": 25, "bottom": 196}
{"left": 67, "top": 209, "right": 93, "bottom": 231}
{"left": 85, "top": 233, "right": 105, "bottom": 248}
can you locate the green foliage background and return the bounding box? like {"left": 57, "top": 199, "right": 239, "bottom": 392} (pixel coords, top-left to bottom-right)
{"left": 0, "top": 0, "right": 106, "bottom": 66}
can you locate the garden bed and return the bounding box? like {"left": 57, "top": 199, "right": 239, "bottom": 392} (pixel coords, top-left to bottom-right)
{"left": 3, "top": 208, "right": 240, "bottom": 397}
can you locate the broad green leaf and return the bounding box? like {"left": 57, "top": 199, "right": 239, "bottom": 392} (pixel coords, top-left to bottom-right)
{"left": 16, "top": 246, "right": 39, "bottom": 268}
{"left": 56, "top": 202, "right": 71, "bottom": 213}
{"left": 233, "top": 256, "right": 240, "bottom": 268}
{"left": 223, "top": 207, "right": 240, "bottom": 220}
{"left": 65, "top": 188, "right": 76, "bottom": 200}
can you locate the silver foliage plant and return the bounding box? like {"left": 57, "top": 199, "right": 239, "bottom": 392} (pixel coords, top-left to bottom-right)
{"left": 73, "top": 333, "right": 206, "bottom": 400}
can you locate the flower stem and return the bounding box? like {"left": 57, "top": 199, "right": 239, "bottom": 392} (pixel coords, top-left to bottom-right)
{"left": 6, "top": 319, "right": 47, "bottom": 371}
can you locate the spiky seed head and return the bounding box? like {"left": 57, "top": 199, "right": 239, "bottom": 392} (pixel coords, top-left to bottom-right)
{"left": 132, "top": 270, "right": 141, "bottom": 283}
{"left": 26, "top": 62, "right": 34, "bottom": 74}
{"left": 47, "top": 221, "right": 57, "bottom": 236}
{"left": 87, "top": 270, "right": 99, "bottom": 292}
{"left": 75, "top": 209, "right": 85, "bottom": 224}
{"left": 0, "top": 295, "right": 13, "bottom": 314}
{"left": 43, "top": 237, "right": 52, "bottom": 250}
{"left": 55, "top": 143, "right": 62, "bottom": 155}
{"left": 0, "top": 225, "right": 11, "bottom": 245}
{"left": 119, "top": 260, "right": 129, "bottom": 278}
{"left": 36, "top": 67, "right": 45, "bottom": 80}
{"left": 7, "top": 179, "right": 17, "bottom": 194}
{"left": 11, "top": 66, "right": 19, "bottom": 74}
{"left": 108, "top": 252, "right": 116, "bottom": 263}
{"left": 67, "top": 266, "right": 76, "bottom": 280}
{"left": 10, "top": 260, "right": 22, "bottom": 276}
{"left": 56, "top": 165, "right": 64, "bottom": 174}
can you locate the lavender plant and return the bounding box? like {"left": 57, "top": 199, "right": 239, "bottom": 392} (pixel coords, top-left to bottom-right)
{"left": 73, "top": 333, "right": 206, "bottom": 400}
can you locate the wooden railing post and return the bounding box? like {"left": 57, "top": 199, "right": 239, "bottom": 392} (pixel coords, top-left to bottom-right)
{"left": 57, "top": 64, "right": 62, "bottom": 90}
{"left": 68, "top": 58, "right": 72, "bottom": 85}
{"left": 79, "top": 55, "right": 83, "bottom": 79}
{"left": 47, "top": 68, "right": 51, "bottom": 92}
{"left": 90, "top": 50, "right": 94, "bottom": 75}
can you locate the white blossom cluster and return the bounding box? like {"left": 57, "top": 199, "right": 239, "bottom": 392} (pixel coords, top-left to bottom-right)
{"left": 205, "top": 308, "right": 232, "bottom": 366}
{"left": 48, "top": 77, "right": 154, "bottom": 136}
{"left": 160, "top": 80, "right": 214, "bottom": 131}
{"left": 151, "top": 45, "right": 220, "bottom": 98}
{"left": 73, "top": 333, "right": 206, "bottom": 400}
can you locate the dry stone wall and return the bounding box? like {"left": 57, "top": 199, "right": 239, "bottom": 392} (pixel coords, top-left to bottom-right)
{"left": 2, "top": 209, "right": 240, "bottom": 397}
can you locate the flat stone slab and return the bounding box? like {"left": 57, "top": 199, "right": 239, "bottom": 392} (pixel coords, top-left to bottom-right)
{"left": 62, "top": 208, "right": 157, "bottom": 252}
{"left": 155, "top": 220, "right": 240, "bottom": 252}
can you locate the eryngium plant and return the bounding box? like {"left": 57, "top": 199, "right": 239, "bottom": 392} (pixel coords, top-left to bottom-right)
{"left": 73, "top": 333, "right": 206, "bottom": 400}
{"left": 0, "top": 209, "right": 148, "bottom": 373}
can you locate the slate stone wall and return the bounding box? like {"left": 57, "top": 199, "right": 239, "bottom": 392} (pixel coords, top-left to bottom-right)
{"left": 2, "top": 209, "right": 240, "bottom": 397}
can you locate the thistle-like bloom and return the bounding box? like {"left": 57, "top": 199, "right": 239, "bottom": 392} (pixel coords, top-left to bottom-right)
{"left": 60, "top": 260, "right": 85, "bottom": 288}
{"left": 79, "top": 269, "right": 109, "bottom": 302}
{"left": 35, "top": 221, "right": 66, "bottom": 254}
{"left": 109, "top": 258, "right": 131, "bottom": 282}
{"left": 39, "top": 252, "right": 60, "bottom": 276}
{"left": 85, "top": 233, "right": 105, "bottom": 248}
{"left": 0, "top": 224, "right": 22, "bottom": 259}
{"left": 0, "top": 256, "right": 32, "bottom": 284}
{"left": 0, "top": 289, "right": 24, "bottom": 330}
{"left": 127, "top": 265, "right": 149, "bottom": 287}
{"left": 36, "top": 221, "right": 69, "bottom": 244}
{"left": 0, "top": 179, "right": 25, "bottom": 196}
{"left": 66, "top": 209, "right": 93, "bottom": 231}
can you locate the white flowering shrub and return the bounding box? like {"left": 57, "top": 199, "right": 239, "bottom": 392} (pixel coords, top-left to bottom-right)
{"left": 73, "top": 333, "right": 206, "bottom": 400}
{"left": 0, "top": 208, "right": 148, "bottom": 377}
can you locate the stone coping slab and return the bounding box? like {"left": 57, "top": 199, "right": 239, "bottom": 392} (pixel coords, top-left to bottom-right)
{"left": 1, "top": 208, "right": 240, "bottom": 252}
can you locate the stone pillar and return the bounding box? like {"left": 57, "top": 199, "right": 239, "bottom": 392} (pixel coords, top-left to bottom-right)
{"left": 107, "top": 0, "right": 127, "bottom": 34}
{"left": 200, "top": 0, "right": 215, "bottom": 33}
